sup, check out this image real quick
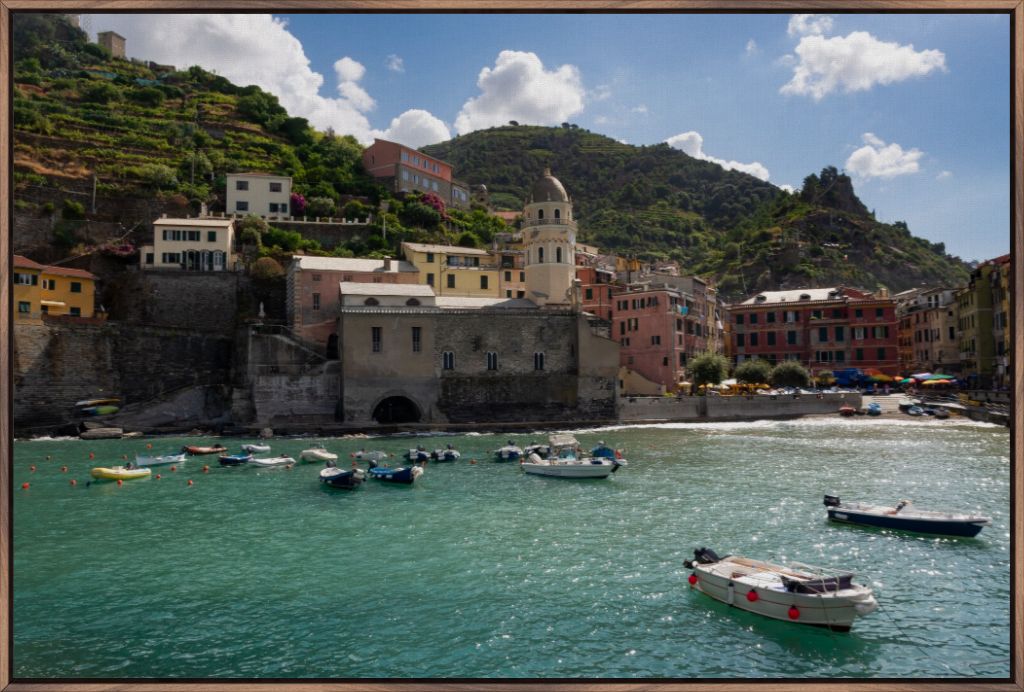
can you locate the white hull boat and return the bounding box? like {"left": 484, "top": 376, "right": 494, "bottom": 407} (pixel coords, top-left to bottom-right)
{"left": 520, "top": 433, "right": 624, "bottom": 479}
{"left": 684, "top": 548, "right": 877, "bottom": 632}
{"left": 300, "top": 447, "right": 337, "bottom": 463}
{"left": 353, "top": 450, "right": 389, "bottom": 464}
{"left": 242, "top": 443, "right": 272, "bottom": 453}
{"left": 251, "top": 455, "right": 295, "bottom": 468}
{"left": 134, "top": 452, "right": 187, "bottom": 467}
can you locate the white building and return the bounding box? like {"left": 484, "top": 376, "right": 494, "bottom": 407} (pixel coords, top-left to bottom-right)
{"left": 226, "top": 173, "right": 292, "bottom": 218}
{"left": 142, "top": 218, "right": 235, "bottom": 271}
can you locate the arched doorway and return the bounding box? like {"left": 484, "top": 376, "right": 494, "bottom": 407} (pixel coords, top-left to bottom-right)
{"left": 326, "top": 333, "right": 338, "bottom": 360}
{"left": 372, "top": 396, "right": 421, "bottom": 424}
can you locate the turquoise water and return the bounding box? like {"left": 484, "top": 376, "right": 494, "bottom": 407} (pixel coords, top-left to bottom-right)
{"left": 12, "top": 418, "right": 1011, "bottom": 679}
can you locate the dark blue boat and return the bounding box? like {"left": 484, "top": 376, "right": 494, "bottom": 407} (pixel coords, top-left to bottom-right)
{"left": 824, "top": 495, "right": 991, "bottom": 537}
{"left": 218, "top": 452, "right": 253, "bottom": 467}
{"left": 319, "top": 465, "right": 365, "bottom": 489}
{"left": 405, "top": 446, "right": 431, "bottom": 463}
{"left": 367, "top": 464, "right": 423, "bottom": 484}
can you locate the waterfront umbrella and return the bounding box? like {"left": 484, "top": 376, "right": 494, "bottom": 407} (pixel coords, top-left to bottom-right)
{"left": 900, "top": 377, "right": 915, "bottom": 384}
{"left": 911, "top": 372, "right": 933, "bottom": 380}
{"left": 929, "top": 374, "right": 956, "bottom": 380}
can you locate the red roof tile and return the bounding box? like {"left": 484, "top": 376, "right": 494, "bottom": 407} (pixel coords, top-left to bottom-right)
{"left": 14, "top": 255, "right": 46, "bottom": 271}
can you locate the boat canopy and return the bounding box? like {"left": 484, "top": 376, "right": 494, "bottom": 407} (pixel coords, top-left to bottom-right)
{"left": 548, "top": 433, "right": 579, "bottom": 449}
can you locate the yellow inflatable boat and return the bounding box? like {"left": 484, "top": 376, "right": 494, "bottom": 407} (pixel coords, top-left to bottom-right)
{"left": 90, "top": 466, "right": 152, "bottom": 481}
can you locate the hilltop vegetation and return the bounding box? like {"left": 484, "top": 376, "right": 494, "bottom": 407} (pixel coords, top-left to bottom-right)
{"left": 425, "top": 127, "right": 970, "bottom": 298}
{"left": 12, "top": 14, "right": 969, "bottom": 298}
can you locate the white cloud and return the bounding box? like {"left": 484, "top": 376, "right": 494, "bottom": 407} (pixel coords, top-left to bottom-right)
{"left": 845, "top": 133, "right": 923, "bottom": 179}
{"left": 333, "top": 57, "right": 376, "bottom": 113}
{"left": 665, "top": 131, "right": 771, "bottom": 181}
{"left": 454, "top": 50, "right": 586, "bottom": 134}
{"left": 333, "top": 56, "right": 365, "bottom": 83}
{"left": 781, "top": 31, "right": 946, "bottom": 100}
{"left": 594, "top": 115, "right": 610, "bottom": 124}
{"left": 937, "top": 170, "right": 953, "bottom": 180}
{"left": 385, "top": 54, "right": 405, "bottom": 73}
{"left": 779, "top": 184, "right": 796, "bottom": 193}
{"left": 378, "top": 109, "right": 451, "bottom": 149}
{"left": 86, "top": 14, "right": 446, "bottom": 146}
{"left": 745, "top": 39, "right": 759, "bottom": 55}
{"left": 631, "top": 104, "right": 648, "bottom": 114}
{"left": 788, "top": 14, "right": 834, "bottom": 37}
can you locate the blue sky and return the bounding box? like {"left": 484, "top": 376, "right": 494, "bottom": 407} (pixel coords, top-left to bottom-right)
{"left": 88, "top": 12, "right": 1011, "bottom": 262}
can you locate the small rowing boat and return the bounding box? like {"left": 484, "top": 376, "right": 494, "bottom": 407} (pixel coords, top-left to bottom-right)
{"left": 91, "top": 466, "right": 152, "bottom": 481}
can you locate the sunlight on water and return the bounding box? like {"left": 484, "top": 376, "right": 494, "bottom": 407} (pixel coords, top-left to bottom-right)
{"left": 13, "top": 419, "right": 1010, "bottom": 679}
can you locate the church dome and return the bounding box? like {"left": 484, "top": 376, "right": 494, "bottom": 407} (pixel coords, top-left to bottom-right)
{"left": 529, "top": 168, "right": 569, "bottom": 203}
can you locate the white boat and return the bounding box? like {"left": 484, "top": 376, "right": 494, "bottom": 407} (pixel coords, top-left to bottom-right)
{"left": 520, "top": 433, "right": 624, "bottom": 479}
{"left": 299, "top": 446, "right": 338, "bottom": 463}
{"left": 684, "top": 548, "right": 878, "bottom": 632}
{"left": 431, "top": 445, "right": 461, "bottom": 461}
{"left": 494, "top": 440, "right": 524, "bottom": 462}
{"left": 353, "top": 449, "right": 389, "bottom": 464}
{"left": 134, "top": 452, "right": 187, "bottom": 467}
{"left": 250, "top": 455, "right": 296, "bottom": 468}
{"left": 824, "top": 495, "right": 991, "bottom": 537}
{"left": 242, "top": 443, "right": 272, "bottom": 453}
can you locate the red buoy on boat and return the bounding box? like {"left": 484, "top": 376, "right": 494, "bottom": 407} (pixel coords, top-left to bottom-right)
{"left": 788, "top": 606, "right": 800, "bottom": 620}
{"left": 746, "top": 590, "right": 759, "bottom": 602}
{"left": 688, "top": 574, "right": 698, "bottom": 586}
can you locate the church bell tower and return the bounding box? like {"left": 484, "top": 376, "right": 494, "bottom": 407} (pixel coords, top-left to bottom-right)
{"left": 523, "top": 168, "right": 577, "bottom": 308}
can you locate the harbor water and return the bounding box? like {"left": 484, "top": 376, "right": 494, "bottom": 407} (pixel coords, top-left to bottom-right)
{"left": 12, "top": 417, "right": 1011, "bottom": 679}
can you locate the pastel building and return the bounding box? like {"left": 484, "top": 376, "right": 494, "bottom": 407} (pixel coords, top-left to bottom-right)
{"left": 142, "top": 217, "right": 236, "bottom": 271}
{"left": 896, "top": 287, "right": 959, "bottom": 375}
{"left": 401, "top": 242, "right": 499, "bottom": 298}
{"left": 286, "top": 255, "right": 420, "bottom": 350}
{"left": 522, "top": 168, "right": 578, "bottom": 308}
{"left": 955, "top": 256, "right": 1007, "bottom": 388}
{"left": 362, "top": 139, "right": 470, "bottom": 209}
{"left": 226, "top": 173, "right": 292, "bottom": 217}
{"left": 14, "top": 255, "right": 99, "bottom": 321}
{"left": 728, "top": 287, "right": 899, "bottom": 376}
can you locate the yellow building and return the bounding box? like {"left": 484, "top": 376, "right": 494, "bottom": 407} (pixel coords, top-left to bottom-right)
{"left": 142, "top": 218, "right": 236, "bottom": 271}
{"left": 401, "top": 242, "right": 500, "bottom": 298}
{"left": 14, "top": 255, "right": 99, "bottom": 321}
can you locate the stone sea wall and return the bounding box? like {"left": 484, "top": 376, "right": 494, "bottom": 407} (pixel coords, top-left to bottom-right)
{"left": 618, "top": 392, "right": 863, "bottom": 422}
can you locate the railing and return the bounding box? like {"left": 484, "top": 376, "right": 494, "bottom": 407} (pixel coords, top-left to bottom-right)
{"left": 521, "top": 218, "right": 577, "bottom": 229}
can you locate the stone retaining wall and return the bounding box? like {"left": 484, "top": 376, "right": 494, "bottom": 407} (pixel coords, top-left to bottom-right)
{"left": 619, "top": 392, "right": 862, "bottom": 422}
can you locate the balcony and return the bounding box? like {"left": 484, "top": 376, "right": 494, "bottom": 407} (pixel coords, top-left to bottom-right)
{"left": 521, "top": 217, "right": 578, "bottom": 230}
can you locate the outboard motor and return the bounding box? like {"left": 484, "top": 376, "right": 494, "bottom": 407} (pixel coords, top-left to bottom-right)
{"left": 368, "top": 458, "right": 379, "bottom": 469}
{"left": 824, "top": 494, "right": 841, "bottom": 507}
{"left": 684, "top": 547, "right": 722, "bottom": 568}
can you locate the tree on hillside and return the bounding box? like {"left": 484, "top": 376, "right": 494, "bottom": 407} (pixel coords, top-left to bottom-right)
{"left": 769, "top": 361, "right": 811, "bottom": 388}
{"left": 689, "top": 352, "right": 729, "bottom": 388}
{"left": 734, "top": 358, "right": 772, "bottom": 384}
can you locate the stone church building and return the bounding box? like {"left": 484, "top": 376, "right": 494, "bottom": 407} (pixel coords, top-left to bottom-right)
{"left": 248, "top": 169, "right": 620, "bottom": 428}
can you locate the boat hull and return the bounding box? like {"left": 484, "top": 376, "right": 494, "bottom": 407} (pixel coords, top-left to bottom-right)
{"left": 251, "top": 456, "right": 295, "bottom": 468}
{"left": 90, "top": 467, "right": 152, "bottom": 481}
{"left": 827, "top": 508, "right": 987, "bottom": 537}
{"left": 218, "top": 454, "right": 253, "bottom": 467}
{"left": 300, "top": 449, "right": 337, "bottom": 463}
{"left": 184, "top": 445, "right": 227, "bottom": 455}
{"left": 691, "top": 569, "right": 867, "bottom": 631}
{"left": 367, "top": 466, "right": 422, "bottom": 484}
{"left": 522, "top": 461, "right": 620, "bottom": 478}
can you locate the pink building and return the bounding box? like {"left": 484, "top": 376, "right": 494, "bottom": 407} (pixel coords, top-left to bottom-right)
{"left": 362, "top": 138, "right": 470, "bottom": 208}
{"left": 286, "top": 256, "right": 419, "bottom": 351}
{"left": 577, "top": 265, "right": 621, "bottom": 322}
{"left": 613, "top": 286, "right": 698, "bottom": 389}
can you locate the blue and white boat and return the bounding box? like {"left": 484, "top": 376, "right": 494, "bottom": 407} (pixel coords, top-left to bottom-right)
{"left": 495, "top": 441, "right": 524, "bottom": 462}
{"left": 591, "top": 441, "right": 620, "bottom": 460}
{"left": 906, "top": 405, "right": 924, "bottom": 416}
{"left": 866, "top": 402, "right": 882, "bottom": 416}
{"left": 405, "top": 447, "right": 431, "bottom": 463}
{"left": 431, "top": 444, "right": 461, "bottom": 462}
{"left": 824, "top": 495, "right": 991, "bottom": 537}
{"left": 218, "top": 452, "right": 253, "bottom": 467}
{"left": 367, "top": 464, "right": 423, "bottom": 484}
{"left": 319, "top": 464, "right": 366, "bottom": 489}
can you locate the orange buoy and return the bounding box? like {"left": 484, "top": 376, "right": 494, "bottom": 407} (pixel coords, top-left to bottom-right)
{"left": 21, "top": 482, "right": 29, "bottom": 490}
{"left": 61, "top": 465, "right": 68, "bottom": 473}
{"left": 88, "top": 452, "right": 95, "bottom": 460}
{"left": 70, "top": 479, "right": 77, "bottom": 486}
{"left": 187, "top": 479, "right": 194, "bottom": 486}
{"left": 146, "top": 443, "right": 153, "bottom": 449}
{"left": 156, "top": 474, "right": 162, "bottom": 480}
{"left": 30, "top": 465, "right": 36, "bottom": 472}
{"left": 117, "top": 479, "right": 123, "bottom": 487}
{"left": 470, "top": 459, "right": 476, "bottom": 465}
{"left": 202, "top": 465, "right": 209, "bottom": 473}
{"left": 170, "top": 466, "right": 177, "bottom": 472}
{"left": 121, "top": 454, "right": 127, "bottom": 460}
